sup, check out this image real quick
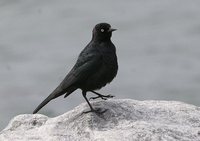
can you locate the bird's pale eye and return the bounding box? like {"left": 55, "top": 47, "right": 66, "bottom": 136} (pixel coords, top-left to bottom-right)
{"left": 100, "top": 29, "right": 104, "bottom": 32}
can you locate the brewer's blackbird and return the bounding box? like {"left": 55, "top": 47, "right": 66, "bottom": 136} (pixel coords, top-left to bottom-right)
{"left": 33, "top": 23, "right": 118, "bottom": 114}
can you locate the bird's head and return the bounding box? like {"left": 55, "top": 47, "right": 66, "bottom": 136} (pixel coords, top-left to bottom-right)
{"left": 92, "top": 23, "right": 117, "bottom": 42}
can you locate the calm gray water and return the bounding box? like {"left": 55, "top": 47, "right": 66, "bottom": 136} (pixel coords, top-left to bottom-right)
{"left": 1, "top": 0, "right": 200, "bottom": 130}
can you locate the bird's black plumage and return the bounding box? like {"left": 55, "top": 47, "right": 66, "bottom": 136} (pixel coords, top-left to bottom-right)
{"left": 33, "top": 23, "right": 118, "bottom": 114}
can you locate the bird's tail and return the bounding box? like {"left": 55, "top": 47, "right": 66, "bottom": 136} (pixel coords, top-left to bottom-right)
{"left": 33, "top": 86, "right": 66, "bottom": 114}
{"left": 33, "top": 86, "right": 77, "bottom": 114}
{"left": 33, "top": 92, "right": 57, "bottom": 114}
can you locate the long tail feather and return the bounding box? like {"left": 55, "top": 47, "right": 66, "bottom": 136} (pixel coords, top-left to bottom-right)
{"left": 33, "top": 93, "right": 56, "bottom": 114}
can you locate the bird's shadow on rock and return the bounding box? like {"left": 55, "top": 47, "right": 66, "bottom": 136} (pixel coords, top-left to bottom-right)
{"left": 81, "top": 107, "right": 120, "bottom": 130}
{"left": 81, "top": 108, "right": 108, "bottom": 118}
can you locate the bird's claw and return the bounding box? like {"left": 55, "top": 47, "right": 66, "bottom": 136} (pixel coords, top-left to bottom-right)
{"left": 89, "top": 94, "right": 114, "bottom": 100}
{"left": 83, "top": 108, "right": 108, "bottom": 114}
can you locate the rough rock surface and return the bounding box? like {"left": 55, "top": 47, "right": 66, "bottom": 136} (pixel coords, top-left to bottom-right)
{"left": 1, "top": 99, "right": 200, "bottom": 141}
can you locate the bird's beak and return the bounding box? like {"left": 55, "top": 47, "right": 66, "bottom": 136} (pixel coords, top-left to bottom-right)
{"left": 108, "top": 28, "right": 117, "bottom": 32}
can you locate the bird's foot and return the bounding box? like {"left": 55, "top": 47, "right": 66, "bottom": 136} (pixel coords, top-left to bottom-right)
{"left": 89, "top": 94, "right": 114, "bottom": 100}
{"left": 83, "top": 108, "right": 108, "bottom": 114}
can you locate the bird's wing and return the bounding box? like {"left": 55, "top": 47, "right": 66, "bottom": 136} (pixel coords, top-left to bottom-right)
{"left": 60, "top": 53, "right": 102, "bottom": 90}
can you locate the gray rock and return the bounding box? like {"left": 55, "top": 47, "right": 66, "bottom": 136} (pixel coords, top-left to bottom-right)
{"left": 1, "top": 99, "right": 200, "bottom": 141}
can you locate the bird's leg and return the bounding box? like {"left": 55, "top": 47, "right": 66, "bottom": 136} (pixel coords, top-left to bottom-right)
{"left": 82, "top": 91, "right": 109, "bottom": 114}
{"left": 89, "top": 90, "right": 114, "bottom": 100}
{"left": 82, "top": 91, "right": 95, "bottom": 112}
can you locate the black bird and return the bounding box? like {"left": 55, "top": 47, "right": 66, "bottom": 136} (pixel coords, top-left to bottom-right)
{"left": 33, "top": 23, "right": 118, "bottom": 114}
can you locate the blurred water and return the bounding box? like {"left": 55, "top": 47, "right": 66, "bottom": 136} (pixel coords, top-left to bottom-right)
{"left": 1, "top": 0, "right": 200, "bottom": 130}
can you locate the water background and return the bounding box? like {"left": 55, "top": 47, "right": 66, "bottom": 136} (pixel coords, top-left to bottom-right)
{"left": 1, "top": 0, "right": 200, "bottom": 130}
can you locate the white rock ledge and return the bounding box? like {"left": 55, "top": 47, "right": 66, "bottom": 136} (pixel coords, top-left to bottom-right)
{"left": 1, "top": 99, "right": 200, "bottom": 141}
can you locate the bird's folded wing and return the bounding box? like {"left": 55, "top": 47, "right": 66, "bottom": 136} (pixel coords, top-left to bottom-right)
{"left": 59, "top": 54, "right": 102, "bottom": 89}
